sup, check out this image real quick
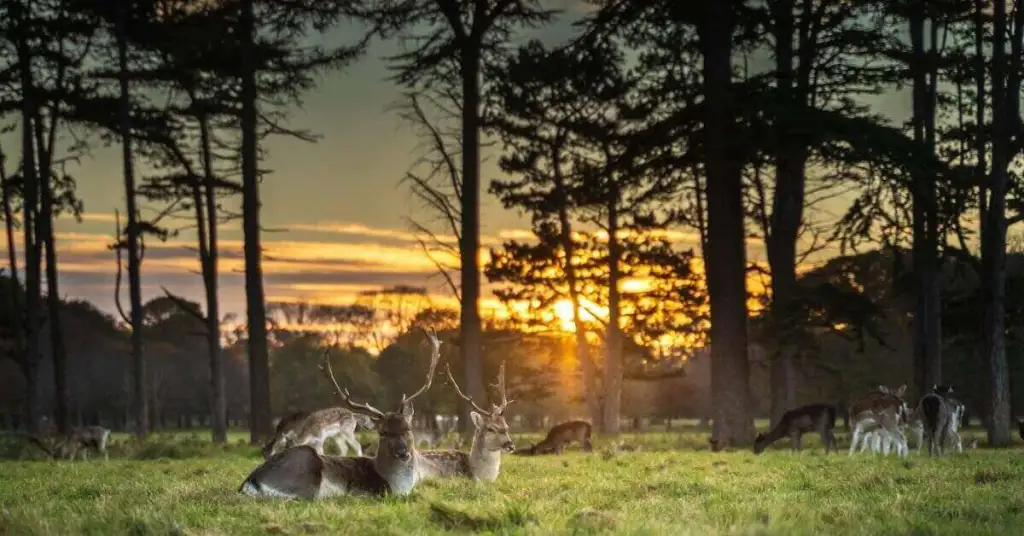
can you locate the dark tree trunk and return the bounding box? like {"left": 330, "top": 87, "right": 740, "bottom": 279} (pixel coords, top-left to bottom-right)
{"left": 699, "top": 0, "right": 753, "bottom": 449}
{"left": 116, "top": 6, "right": 147, "bottom": 440}
{"left": 982, "top": 0, "right": 1015, "bottom": 447}
{"left": 908, "top": 5, "right": 942, "bottom": 400}
{"left": 17, "top": 26, "right": 43, "bottom": 434}
{"left": 240, "top": 0, "right": 272, "bottom": 444}
{"left": 766, "top": 0, "right": 802, "bottom": 426}
{"left": 35, "top": 114, "right": 70, "bottom": 435}
{"left": 602, "top": 187, "right": 623, "bottom": 435}
{"left": 555, "top": 162, "right": 602, "bottom": 426}
{"left": 199, "top": 114, "right": 227, "bottom": 444}
{"left": 458, "top": 46, "right": 486, "bottom": 431}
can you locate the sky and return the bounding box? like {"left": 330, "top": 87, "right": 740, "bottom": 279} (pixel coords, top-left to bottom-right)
{"left": 2, "top": 3, "right": 913, "bottom": 324}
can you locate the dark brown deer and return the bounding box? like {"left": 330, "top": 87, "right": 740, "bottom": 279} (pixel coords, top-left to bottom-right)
{"left": 515, "top": 420, "right": 593, "bottom": 455}
{"left": 1018, "top": 418, "right": 1024, "bottom": 441}
{"left": 239, "top": 328, "right": 442, "bottom": 499}
{"left": 417, "top": 362, "right": 515, "bottom": 482}
{"left": 753, "top": 403, "right": 837, "bottom": 454}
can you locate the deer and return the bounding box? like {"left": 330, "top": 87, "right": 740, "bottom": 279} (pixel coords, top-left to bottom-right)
{"left": 261, "top": 407, "right": 375, "bottom": 460}
{"left": 412, "top": 420, "right": 450, "bottom": 450}
{"left": 917, "top": 384, "right": 966, "bottom": 457}
{"left": 1018, "top": 417, "right": 1024, "bottom": 441}
{"left": 514, "top": 419, "right": 593, "bottom": 455}
{"left": 753, "top": 403, "right": 837, "bottom": 455}
{"left": 239, "top": 328, "right": 443, "bottom": 500}
{"left": 416, "top": 362, "right": 516, "bottom": 483}
{"left": 27, "top": 425, "right": 111, "bottom": 461}
{"left": 848, "top": 384, "right": 910, "bottom": 456}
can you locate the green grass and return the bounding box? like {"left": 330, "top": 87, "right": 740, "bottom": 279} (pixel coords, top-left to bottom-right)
{"left": 1, "top": 428, "right": 1023, "bottom": 535}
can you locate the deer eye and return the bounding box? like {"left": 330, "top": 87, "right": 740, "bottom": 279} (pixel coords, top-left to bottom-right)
{"left": 487, "top": 426, "right": 498, "bottom": 432}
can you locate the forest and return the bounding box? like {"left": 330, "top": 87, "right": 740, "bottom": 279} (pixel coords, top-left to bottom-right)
{"left": 2, "top": 0, "right": 1024, "bottom": 454}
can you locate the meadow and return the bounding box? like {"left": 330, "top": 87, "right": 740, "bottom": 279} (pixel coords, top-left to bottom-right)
{"left": 1, "top": 425, "right": 1023, "bottom": 535}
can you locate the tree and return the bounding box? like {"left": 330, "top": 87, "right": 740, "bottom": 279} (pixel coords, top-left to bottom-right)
{"left": 372, "top": 0, "right": 557, "bottom": 432}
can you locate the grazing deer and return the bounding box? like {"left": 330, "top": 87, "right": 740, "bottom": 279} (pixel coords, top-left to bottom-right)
{"left": 239, "top": 328, "right": 442, "bottom": 499}
{"left": 515, "top": 419, "right": 593, "bottom": 455}
{"left": 848, "top": 384, "right": 910, "bottom": 456}
{"left": 753, "top": 403, "right": 837, "bottom": 455}
{"left": 916, "top": 384, "right": 964, "bottom": 456}
{"left": 416, "top": 363, "right": 515, "bottom": 482}
{"left": 28, "top": 425, "right": 111, "bottom": 461}
{"left": 261, "top": 408, "right": 374, "bottom": 460}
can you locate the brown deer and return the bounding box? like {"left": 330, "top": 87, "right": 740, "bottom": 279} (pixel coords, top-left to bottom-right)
{"left": 28, "top": 425, "right": 111, "bottom": 461}
{"left": 515, "top": 420, "right": 593, "bottom": 455}
{"left": 416, "top": 362, "right": 515, "bottom": 482}
{"left": 848, "top": 384, "right": 910, "bottom": 456}
{"left": 753, "top": 403, "right": 837, "bottom": 454}
{"left": 261, "top": 408, "right": 374, "bottom": 460}
{"left": 239, "top": 328, "right": 442, "bottom": 499}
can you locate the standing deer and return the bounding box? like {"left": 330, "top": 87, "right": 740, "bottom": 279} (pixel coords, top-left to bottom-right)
{"left": 28, "top": 426, "right": 111, "bottom": 461}
{"left": 848, "top": 384, "right": 910, "bottom": 456}
{"left": 239, "top": 328, "right": 443, "bottom": 499}
{"left": 416, "top": 362, "right": 515, "bottom": 482}
{"left": 514, "top": 420, "right": 593, "bottom": 455}
{"left": 753, "top": 403, "right": 837, "bottom": 454}
{"left": 261, "top": 408, "right": 374, "bottom": 460}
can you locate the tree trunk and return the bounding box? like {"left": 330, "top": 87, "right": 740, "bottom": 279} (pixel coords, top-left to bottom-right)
{"left": 35, "top": 115, "right": 70, "bottom": 436}
{"left": 974, "top": 0, "right": 987, "bottom": 245}
{"left": 982, "top": 0, "right": 1014, "bottom": 447}
{"left": 458, "top": 46, "right": 486, "bottom": 431}
{"left": 908, "top": 7, "right": 942, "bottom": 400}
{"left": 1, "top": 149, "right": 26, "bottom": 404}
{"left": 199, "top": 114, "right": 227, "bottom": 444}
{"left": 240, "top": 0, "right": 272, "bottom": 444}
{"left": 602, "top": 189, "right": 623, "bottom": 435}
{"left": 766, "top": 0, "right": 802, "bottom": 427}
{"left": 17, "top": 27, "right": 43, "bottom": 435}
{"left": 555, "top": 160, "right": 602, "bottom": 426}
{"left": 117, "top": 6, "right": 148, "bottom": 440}
{"left": 699, "top": 0, "right": 754, "bottom": 449}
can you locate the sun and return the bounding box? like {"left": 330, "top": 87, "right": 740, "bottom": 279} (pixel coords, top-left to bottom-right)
{"left": 553, "top": 300, "right": 577, "bottom": 332}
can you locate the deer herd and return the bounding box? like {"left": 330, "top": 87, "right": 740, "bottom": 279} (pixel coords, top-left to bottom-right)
{"left": 18, "top": 328, "right": 1024, "bottom": 502}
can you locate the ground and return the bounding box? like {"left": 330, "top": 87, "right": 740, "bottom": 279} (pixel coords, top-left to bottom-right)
{"left": 1, "top": 425, "right": 1022, "bottom": 535}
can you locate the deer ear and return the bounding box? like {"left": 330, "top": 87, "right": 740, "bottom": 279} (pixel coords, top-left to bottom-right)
{"left": 470, "top": 411, "right": 484, "bottom": 428}
{"left": 895, "top": 384, "right": 907, "bottom": 397}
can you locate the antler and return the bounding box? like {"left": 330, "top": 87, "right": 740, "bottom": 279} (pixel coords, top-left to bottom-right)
{"left": 319, "top": 345, "right": 386, "bottom": 420}
{"left": 490, "top": 361, "right": 513, "bottom": 415}
{"left": 445, "top": 362, "right": 490, "bottom": 415}
{"left": 399, "top": 327, "right": 443, "bottom": 413}
{"left": 445, "top": 360, "right": 514, "bottom": 416}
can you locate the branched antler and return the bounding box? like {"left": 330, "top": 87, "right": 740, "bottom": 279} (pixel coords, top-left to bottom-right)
{"left": 319, "top": 345, "right": 386, "bottom": 420}
{"left": 399, "top": 327, "right": 442, "bottom": 414}
{"left": 445, "top": 360, "right": 514, "bottom": 416}
{"left": 490, "top": 362, "right": 513, "bottom": 415}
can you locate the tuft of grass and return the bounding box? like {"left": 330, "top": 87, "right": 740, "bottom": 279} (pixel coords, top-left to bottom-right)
{"left": 0, "top": 429, "right": 1022, "bottom": 534}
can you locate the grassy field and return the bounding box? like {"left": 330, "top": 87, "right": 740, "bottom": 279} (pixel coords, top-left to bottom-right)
{"left": 1, "top": 427, "right": 1023, "bottom": 535}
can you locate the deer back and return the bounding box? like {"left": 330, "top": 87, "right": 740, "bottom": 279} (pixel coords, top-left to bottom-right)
{"left": 850, "top": 391, "right": 904, "bottom": 421}
{"left": 240, "top": 445, "right": 388, "bottom": 500}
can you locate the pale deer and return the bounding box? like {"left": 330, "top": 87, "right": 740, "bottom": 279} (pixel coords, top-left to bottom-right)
{"left": 412, "top": 420, "right": 449, "bottom": 450}
{"left": 515, "top": 419, "right": 593, "bottom": 455}
{"left": 28, "top": 425, "right": 111, "bottom": 461}
{"left": 261, "top": 408, "right": 374, "bottom": 460}
{"left": 239, "top": 328, "right": 443, "bottom": 499}
{"left": 753, "top": 403, "right": 837, "bottom": 455}
{"left": 848, "top": 384, "right": 910, "bottom": 456}
{"left": 416, "top": 362, "right": 515, "bottom": 483}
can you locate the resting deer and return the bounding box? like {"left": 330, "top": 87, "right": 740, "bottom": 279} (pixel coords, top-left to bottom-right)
{"left": 261, "top": 408, "right": 374, "bottom": 460}
{"left": 239, "top": 328, "right": 443, "bottom": 499}
{"left": 28, "top": 425, "right": 111, "bottom": 461}
{"left": 848, "top": 384, "right": 910, "bottom": 456}
{"left": 416, "top": 363, "right": 515, "bottom": 482}
{"left": 753, "top": 403, "right": 837, "bottom": 455}
{"left": 514, "top": 419, "right": 593, "bottom": 455}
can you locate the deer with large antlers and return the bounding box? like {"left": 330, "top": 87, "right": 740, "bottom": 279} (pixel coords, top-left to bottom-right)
{"left": 417, "top": 362, "right": 515, "bottom": 483}
{"left": 239, "top": 328, "right": 443, "bottom": 499}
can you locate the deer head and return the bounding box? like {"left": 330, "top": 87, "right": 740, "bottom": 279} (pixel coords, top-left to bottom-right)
{"left": 446, "top": 361, "right": 515, "bottom": 453}
{"left": 320, "top": 328, "right": 442, "bottom": 463}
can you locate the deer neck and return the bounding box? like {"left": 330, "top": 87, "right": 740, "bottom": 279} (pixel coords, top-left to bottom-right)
{"left": 374, "top": 444, "right": 418, "bottom": 496}
{"left": 468, "top": 430, "right": 501, "bottom": 482}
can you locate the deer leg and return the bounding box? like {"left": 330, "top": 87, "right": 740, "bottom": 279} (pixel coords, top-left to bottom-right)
{"left": 849, "top": 422, "right": 864, "bottom": 456}
{"left": 790, "top": 431, "right": 801, "bottom": 453}
{"left": 349, "top": 435, "right": 363, "bottom": 457}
